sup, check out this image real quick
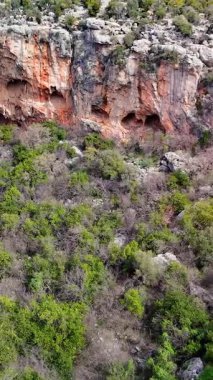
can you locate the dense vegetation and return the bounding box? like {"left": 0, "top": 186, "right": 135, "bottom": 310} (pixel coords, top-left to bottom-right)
{"left": 1, "top": 0, "right": 212, "bottom": 32}
{"left": 0, "top": 121, "right": 212, "bottom": 379}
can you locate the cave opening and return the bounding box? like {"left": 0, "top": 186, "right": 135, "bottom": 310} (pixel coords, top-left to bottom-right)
{"left": 0, "top": 113, "right": 10, "bottom": 124}
{"left": 7, "top": 79, "right": 29, "bottom": 89}
{"left": 144, "top": 114, "right": 163, "bottom": 130}
{"left": 50, "top": 90, "right": 66, "bottom": 107}
{"left": 91, "top": 105, "right": 109, "bottom": 119}
{"left": 121, "top": 112, "right": 143, "bottom": 129}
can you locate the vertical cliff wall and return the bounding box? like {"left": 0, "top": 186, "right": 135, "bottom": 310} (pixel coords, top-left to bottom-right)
{"left": 0, "top": 22, "right": 212, "bottom": 141}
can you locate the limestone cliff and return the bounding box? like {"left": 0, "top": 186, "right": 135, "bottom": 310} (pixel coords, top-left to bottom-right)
{"left": 0, "top": 20, "right": 212, "bottom": 141}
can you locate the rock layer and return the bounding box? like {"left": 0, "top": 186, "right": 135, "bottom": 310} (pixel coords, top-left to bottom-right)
{"left": 0, "top": 22, "right": 212, "bottom": 141}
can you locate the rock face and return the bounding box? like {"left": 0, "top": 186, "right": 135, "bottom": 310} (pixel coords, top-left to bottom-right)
{"left": 0, "top": 21, "right": 212, "bottom": 141}
{"left": 179, "top": 358, "right": 203, "bottom": 380}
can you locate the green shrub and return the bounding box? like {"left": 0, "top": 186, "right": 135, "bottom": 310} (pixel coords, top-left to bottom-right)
{"left": 94, "top": 150, "right": 126, "bottom": 180}
{"left": 0, "top": 186, "right": 22, "bottom": 214}
{"left": 183, "top": 6, "right": 200, "bottom": 24}
{"left": 65, "top": 204, "right": 92, "bottom": 228}
{"left": 42, "top": 121, "right": 67, "bottom": 141}
{"left": 85, "top": 0, "right": 101, "bottom": 15}
{"left": 148, "top": 333, "right": 176, "bottom": 380}
{"left": 124, "top": 32, "right": 135, "bottom": 48}
{"left": 173, "top": 15, "right": 193, "bottom": 36}
{"left": 167, "top": 170, "right": 191, "bottom": 189}
{"left": 17, "top": 367, "right": 44, "bottom": 380}
{"left": 155, "top": 4, "right": 167, "bottom": 19}
{"left": 169, "top": 191, "right": 190, "bottom": 214}
{"left": 127, "top": 0, "right": 139, "bottom": 18}
{"left": 106, "top": 0, "right": 127, "bottom": 19}
{"left": 122, "top": 288, "right": 144, "bottom": 318}
{"left": 106, "top": 359, "right": 135, "bottom": 380}
{"left": 64, "top": 15, "right": 76, "bottom": 28}
{"left": 164, "top": 261, "right": 188, "bottom": 290}
{"left": 135, "top": 250, "right": 161, "bottom": 285}
{"left": 198, "top": 130, "right": 212, "bottom": 149}
{"left": 70, "top": 171, "right": 89, "bottom": 189}
{"left": 93, "top": 211, "right": 122, "bottom": 244}
{"left": 152, "top": 290, "right": 209, "bottom": 355}
{"left": 111, "top": 45, "right": 126, "bottom": 66}
{"left": 0, "top": 246, "right": 12, "bottom": 278}
{"left": 25, "top": 253, "right": 65, "bottom": 293}
{"left": 80, "top": 254, "right": 106, "bottom": 301}
{"left": 0, "top": 124, "right": 15, "bottom": 143}
{"left": 84, "top": 132, "right": 114, "bottom": 150}
{"left": 199, "top": 366, "right": 213, "bottom": 380}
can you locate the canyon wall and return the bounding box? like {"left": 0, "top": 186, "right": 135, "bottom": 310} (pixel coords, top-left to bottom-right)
{"left": 0, "top": 21, "right": 212, "bottom": 141}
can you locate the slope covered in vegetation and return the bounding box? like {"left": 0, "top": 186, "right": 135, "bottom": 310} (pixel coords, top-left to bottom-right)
{"left": 0, "top": 121, "right": 212, "bottom": 379}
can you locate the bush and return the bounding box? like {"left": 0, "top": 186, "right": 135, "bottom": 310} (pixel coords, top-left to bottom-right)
{"left": 0, "top": 246, "right": 12, "bottom": 278}
{"left": 173, "top": 15, "right": 193, "bottom": 36}
{"left": 148, "top": 333, "right": 176, "bottom": 380}
{"left": 106, "top": 360, "right": 135, "bottom": 380}
{"left": 124, "top": 32, "right": 135, "bottom": 48}
{"left": 199, "top": 366, "right": 213, "bottom": 380}
{"left": 198, "top": 130, "right": 212, "bottom": 149}
{"left": 110, "top": 45, "right": 126, "bottom": 66}
{"left": 84, "top": 132, "right": 114, "bottom": 150}
{"left": 85, "top": 0, "right": 101, "bottom": 15}
{"left": 152, "top": 290, "right": 209, "bottom": 355}
{"left": 106, "top": 0, "right": 127, "bottom": 19}
{"left": 70, "top": 171, "right": 89, "bottom": 189}
{"left": 164, "top": 261, "right": 188, "bottom": 290}
{"left": 155, "top": 4, "right": 167, "bottom": 19}
{"left": 94, "top": 150, "right": 126, "bottom": 180}
{"left": 167, "top": 170, "right": 191, "bottom": 189}
{"left": 64, "top": 15, "right": 76, "bottom": 28}
{"left": 183, "top": 6, "right": 200, "bottom": 24}
{"left": 0, "top": 124, "right": 15, "bottom": 143}
{"left": 127, "top": 0, "right": 139, "bottom": 18}
{"left": 121, "top": 288, "right": 144, "bottom": 318}
{"left": 17, "top": 367, "right": 44, "bottom": 380}
{"left": 93, "top": 211, "right": 122, "bottom": 244}
{"left": 169, "top": 191, "right": 190, "bottom": 214}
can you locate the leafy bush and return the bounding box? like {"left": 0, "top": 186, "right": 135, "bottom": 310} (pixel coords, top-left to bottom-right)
{"left": 122, "top": 288, "right": 144, "bottom": 318}
{"left": 94, "top": 149, "right": 126, "bottom": 180}
{"left": 148, "top": 333, "right": 176, "bottom": 380}
{"left": 199, "top": 366, "right": 213, "bottom": 380}
{"left": 17, "top": 367, "right": 44, "bottom": 380}
{"left": 198, "top": 130, "right": 212, "bottom": 149}
{"left": 70, "top": 171, "right": 89, "bottom": 189}
{"left": 64, "top": 15, "right": 76, "bottom": 28}
{"left": 169, "top": 191, "right": 190, "bottom": 214}
{"left": 93, "top": 211, "right": 122, "bottom": 244}
{"left": 106, "top": 0, "right": 127, "bottom": 19}
{"left": 152, "top": 290, "right": 209, "bottom": 355}
{"left": 0, "top": 124, "right": 15, "bottom": 143}
{"left": 42, "top": 121, "right": 67, "bottom": 141}
{"left": 155, "top": 4, "right": 167, "bottom": 19}
{"left": 167, "top": 170, "right": 191, "bottom": 189}
{"left": 127, "top": 0, "right": 139, "bottom": 18}
{"left": 164, "top": 261, "right": 188, "bottom": 290}
{"left": 183, "top": 6, "right": 199, "bottom": 24}
{"left": 0, "top": 246, "right": 12, "bottom": 278}
{"left": 85, "top": 0, "right": 101, "bottom": 15}
{"left": 84, "top": 132, "right": 114, "bottom": 150}
{"left": 79, "top": 254, "right": 106, "bottom": 301}
{"left": 0, "top": 295, "right": 87, "bottom": 378}
{"left": 106, "top": 360, "right": 135, "bottom": 380}
{"left": 110, "top": 45, "right": 126, "bottom": 66}
{"left": 124, "top": 32, "right": 135, "bottom": 48}
{"left": 173, "top": 15, "right": 193, "bottom": 36}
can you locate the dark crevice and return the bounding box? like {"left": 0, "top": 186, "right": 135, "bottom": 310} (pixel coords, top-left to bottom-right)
{"left": 91, "top": 105, "right": 109, "bottom": 119}
{"left": 121, "top": 112, "right": 143, "bottom": 129}
{"left": 7, "top": 79, "right": 29, "bottom": 89}
{"left": 144, "top": 114, "right": 163, "bottom": 130}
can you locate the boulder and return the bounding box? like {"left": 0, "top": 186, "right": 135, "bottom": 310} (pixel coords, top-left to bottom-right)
{"left": 132, "top": 39, "right": 151, "bottom": 54}
{"left": 179, "top": 358, "right": 203, "bottom": 380}
{"left": 199, "top": 46, "right": 213, "bottom": 67}
{"left": 153, "top": 252, "right": 179, "bottom": 271}
{"left": 160, "top": 152, "right": 189, "bottom": 172}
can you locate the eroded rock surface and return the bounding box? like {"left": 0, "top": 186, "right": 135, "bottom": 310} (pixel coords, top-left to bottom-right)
{"left": 0, "top": 19, "right": 212, "bottom": 141}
